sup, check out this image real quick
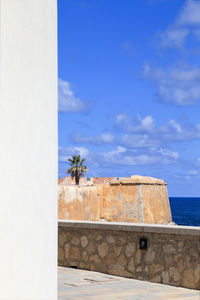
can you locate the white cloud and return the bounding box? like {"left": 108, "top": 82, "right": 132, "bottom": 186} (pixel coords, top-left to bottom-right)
{"left": 157, "top": 148, "right": 179, "bottom": 160}
{"left": 159, "top": 119, "right": 200, "bottom": 141}
{"left": 59, "top": 146, "right": 89, "bottom": 162}
{"left": 160, "top": 27, "right": 189, "bottom": 48}
{"left": 122, "top": 133, "right": 159, "bottom": 148}
{"left": 145, "top": 1, "right": 200, "bottom": 106}
{"left": 74, "top": 147, "right": 90, "bottom": 157}
{"left": 58, "top": 78, "right": 93, "bottom": 113}
{"left": 143, "top": 63, "right": 200, "bottom": 106}
{"left": 103, "top": 146, "right": 126, "bottom": 161}
{"left": 59, "top": 145, "right": 179, "bottom": 169}
{"left": 188, "top": 170, "right": 198, "bottom": 175}
{"left": 168, "top": 120, "right": 182, "bottom": 133}
{"left": 115, "top": 114, "right": 130, "bottom": 125}
{"left": 100, "top": 133, "right": 114, "bottom": 143}
{"left": 103, "top": 146, "right": 179, "bottom": 166}
{"left": 70, "top": 112, "right": 199, "bottom": 150}
{"left": 134, "top": 115, "right": 155, "bottom": 132}
{"left": 70, "top": 132, "right": 114, "bottom": 145}
{"left": 160, "top": 0, "right": 200, "bottom": 48}
{"left": 177, "top": 0, "right": 200, "bottom": 26}
{"left": 118, "top": 114, "right": 200, "bottom": 145}
{"left": 184, "top": 169, "right": 200, "bottom": 180}
{"left": 116, "top": 114, "right": 155, "bottom": 132}
{"left": 195, "top": 157, "right": 200, "bottom": 166}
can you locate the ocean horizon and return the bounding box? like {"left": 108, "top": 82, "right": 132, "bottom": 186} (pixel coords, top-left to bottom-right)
{"left": 169, "top": 197, "right": 200, "bottom": 227}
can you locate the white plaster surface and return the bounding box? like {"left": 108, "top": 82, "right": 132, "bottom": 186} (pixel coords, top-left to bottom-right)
{"left": 0, "top": 1, "right": 57, "bottom": 299}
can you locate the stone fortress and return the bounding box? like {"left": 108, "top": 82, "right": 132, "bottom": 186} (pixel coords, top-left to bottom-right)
{"left": 58, "top": 175, "right": 172, "bottom": 224}
{"left": 58, "top": 175, "right": 200, "bottom": 290}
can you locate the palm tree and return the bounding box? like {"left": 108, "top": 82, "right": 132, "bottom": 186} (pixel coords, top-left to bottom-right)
{"left": 67, "top": 155, "right": 88, "bottom": 185}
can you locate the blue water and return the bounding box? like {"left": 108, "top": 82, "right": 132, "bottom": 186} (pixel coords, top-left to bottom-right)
{"left": 169, "top": 197, "right": 200, "bottom": 227}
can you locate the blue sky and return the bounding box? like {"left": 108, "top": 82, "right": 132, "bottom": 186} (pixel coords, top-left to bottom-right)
{"left": 58, "top": 0, "right": 200, "bottom": 196}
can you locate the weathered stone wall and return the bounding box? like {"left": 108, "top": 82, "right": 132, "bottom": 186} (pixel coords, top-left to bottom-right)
{"left": 58, "top": 176, "right": 115, "bottom": 185}
{"left": 58, "top": 176, "right": 172, "bottom": 224}
{"left": 58, "top": 221, "right": 200, "bottom": 290}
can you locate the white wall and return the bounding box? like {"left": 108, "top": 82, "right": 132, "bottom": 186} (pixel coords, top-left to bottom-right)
{"left": 0, "top": 1, "right": 57, "bottom": 299}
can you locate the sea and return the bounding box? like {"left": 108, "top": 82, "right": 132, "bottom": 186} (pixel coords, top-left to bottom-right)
{"left": 169, "top": 197, "right": 200, "bottom": 227}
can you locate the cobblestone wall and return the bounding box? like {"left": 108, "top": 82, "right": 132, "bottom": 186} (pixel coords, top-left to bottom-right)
{"left": 58, "top": 221, "right": 200, "bottom": 290}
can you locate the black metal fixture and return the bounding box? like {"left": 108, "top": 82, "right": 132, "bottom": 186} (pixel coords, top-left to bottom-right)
{"left": 139, "top": 237, "right": 148, "bottom": 250}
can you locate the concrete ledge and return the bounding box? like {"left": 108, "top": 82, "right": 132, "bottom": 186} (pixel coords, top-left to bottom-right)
{"left": 58, "top": 220, "right": 200, "bottom": 236}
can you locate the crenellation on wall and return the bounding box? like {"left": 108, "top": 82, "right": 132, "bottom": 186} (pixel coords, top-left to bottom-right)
{"left": 58, "top": 221, "right": 200, "bottom": 290}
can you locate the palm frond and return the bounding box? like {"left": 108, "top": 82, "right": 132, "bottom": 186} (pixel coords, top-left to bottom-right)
{"left": 66, "top": 154, "right": 88, "bottom": 184}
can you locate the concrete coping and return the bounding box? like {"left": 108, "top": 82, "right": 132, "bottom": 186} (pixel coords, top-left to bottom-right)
{"left": 58, "top": 220, "right": 200, "bottom": 236}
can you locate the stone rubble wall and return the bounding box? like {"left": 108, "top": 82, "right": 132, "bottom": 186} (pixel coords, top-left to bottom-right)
{"left": 58, "top": 221, "right": 200, "bottom": 290}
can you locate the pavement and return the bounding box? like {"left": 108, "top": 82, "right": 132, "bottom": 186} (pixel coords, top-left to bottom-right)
{"left": 58, "top": 267, "right": 200, "bottom": 300}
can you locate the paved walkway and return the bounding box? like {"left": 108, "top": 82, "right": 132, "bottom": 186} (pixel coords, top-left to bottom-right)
{"left": 58, "top": 267, "right": 200, "bottom": 300}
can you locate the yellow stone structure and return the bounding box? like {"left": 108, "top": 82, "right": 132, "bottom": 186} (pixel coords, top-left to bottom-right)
{"left": 58, "top": 175, "right": 172, "bottom": 224}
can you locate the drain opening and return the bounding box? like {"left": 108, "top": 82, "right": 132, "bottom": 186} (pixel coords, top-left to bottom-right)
{"left": 70, "top": 266, "right": 78, "bottom": 269}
